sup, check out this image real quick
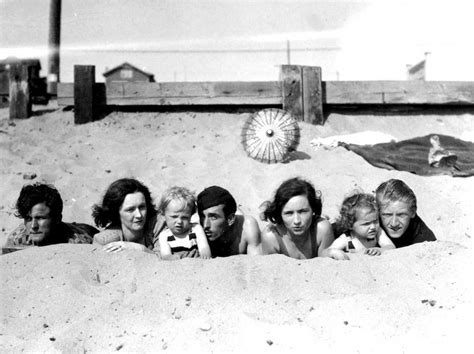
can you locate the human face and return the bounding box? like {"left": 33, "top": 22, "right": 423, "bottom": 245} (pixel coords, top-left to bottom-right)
{"left": 352, "top": 208, "right": 379, "bottom": 241}
{"left": 25, "top": 203, "right": 56, "bottom": 245}
{"left": 200, "top": 204, "right": 230, "bottom": 242}
{"left": 380, "top": 200, "right": 415, "bottom": 239}
{"left": 164, "top": 199, "right": 193, "bottom": 236}
{"left": 281, "top": 195, "right": 313, "bottom": 238}
{"left": 119, "top": 192, "right": 147, "bottom": 236}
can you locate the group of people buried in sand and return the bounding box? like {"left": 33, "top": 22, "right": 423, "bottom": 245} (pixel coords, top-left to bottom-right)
{"left": 4, "top": 177, "right": 436, "bottom": 260}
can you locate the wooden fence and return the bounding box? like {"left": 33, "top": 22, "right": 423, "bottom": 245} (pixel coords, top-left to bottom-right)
{"left": 8, "top": 64, "right": 474, "bottom": 124}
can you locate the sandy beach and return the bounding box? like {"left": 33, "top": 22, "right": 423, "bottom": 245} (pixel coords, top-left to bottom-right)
{"left": 0, "top": 104, "right": 473, "bottom": 352}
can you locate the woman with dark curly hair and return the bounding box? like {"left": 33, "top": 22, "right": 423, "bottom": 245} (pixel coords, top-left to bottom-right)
{"left": 330, "top": 193, "right": 394, "bottom": 256}
{"left": 92, "top": 178, "right": 157, "bottom": 253}
{"left": 260, "top": 177, "right": 347, "bottom": 260}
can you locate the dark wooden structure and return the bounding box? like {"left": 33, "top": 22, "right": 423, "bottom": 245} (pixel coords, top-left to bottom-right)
{"left": 59, "top": 64, "right": 474, "bottom": 125}
{"left": 103, "top": 62, "right": 155, "bottom": 84}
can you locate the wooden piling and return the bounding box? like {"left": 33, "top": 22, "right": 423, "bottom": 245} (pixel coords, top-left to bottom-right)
{"left": 74, "top": 65, "right": 95, "bottom": 124}
{"left": 281, "top": 65, "right": 324, "bottom": 124}
{"left": 9, "top": 64, "right": 31, "bottom": 119}
{"left": 281, "top": 65, "right": 303, "bottom": 121}
{"left": 302, "top": 66, "right": 324, "bottom": 125}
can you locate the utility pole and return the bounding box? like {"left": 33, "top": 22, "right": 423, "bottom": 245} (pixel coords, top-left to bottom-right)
{"left": 286, "top": 40, "right": 291, "bottom": 65}
{"left": 47, "top": 0, "right": 61, "bottom": 96}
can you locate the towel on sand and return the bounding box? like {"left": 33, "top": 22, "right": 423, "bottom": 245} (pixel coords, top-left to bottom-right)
{"left": 341, "top": 134, "right": 474, "bottom": 177}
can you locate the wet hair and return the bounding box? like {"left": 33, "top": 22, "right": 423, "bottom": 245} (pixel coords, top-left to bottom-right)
{"left": 375, "top": 179, "right": 417, "bottom": 214}
{"left": 158, "top": 186, "right": 196, "bottom": 215}
{"left": 334, "top": 193, "right": 378, "bottom": 235}
{"left": 92, "top": 178, "right": 157, "bottom": 229}
{"left": 262, "top": 177, "right": 322, "bottom": 225}
{"left": 14, "top": 183, "right": 63, "bottom": 221}
{"left": 197, "top": 185, "right": 237, "bottom": 218}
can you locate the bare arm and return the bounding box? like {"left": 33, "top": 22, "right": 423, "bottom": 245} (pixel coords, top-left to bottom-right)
{"left": 329, "top": 234, "right": 348, "bottom": 251}
{"left": 261, "top": 225, "right": 280, "bottom": 255}
{"left": 243, "top": 215, "right": 262, "bottom": 255}
{"left": 317, "top": 219, "right": 349, "bottom": 260}
{"left": 103, "top": 241, "right": 150, "bottom": 253}
{"left": 194, "top": 224, "right": 212, "bottom": 259}
{"left": 158, "top": 231, "right": 176, "bottom": 260}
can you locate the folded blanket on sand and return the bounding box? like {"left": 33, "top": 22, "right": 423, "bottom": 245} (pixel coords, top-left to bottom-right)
{"left": 341, "top": 134, "right": 474, "bottom": 177}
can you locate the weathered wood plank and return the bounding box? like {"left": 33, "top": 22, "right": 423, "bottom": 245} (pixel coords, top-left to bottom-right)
{"left": 58, "top": 81, "right": 281, "bottom": 106}
{"left": 324, "top": 81, "right": 474, "bottom": 104}
{"left": 302, "top": 66, "right": 323, "bottom": 124}
{"left": 9, "top": 64, "right": 31, "bottom": 119}
{"left": 281, "top": 65, "right": 303, "bottom": 120}
{"left": 74, "top": 65, "right": 95, "bottom": 124}
{"left": 58, "top": 80, "right": 474, "bottom": 106}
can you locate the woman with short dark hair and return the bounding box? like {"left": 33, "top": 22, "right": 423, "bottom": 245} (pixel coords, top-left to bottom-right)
{"left": 261, "top": 177, "right": 347, "bottom": 260}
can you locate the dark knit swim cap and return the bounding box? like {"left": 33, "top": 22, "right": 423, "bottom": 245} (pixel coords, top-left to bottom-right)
{"left": 197, "top": 186, "right": 237, "bottom": 214}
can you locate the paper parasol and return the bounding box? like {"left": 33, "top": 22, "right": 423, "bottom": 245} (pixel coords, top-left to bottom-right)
{"left": 241, "top": 108, "right": 300, "bottom": 163}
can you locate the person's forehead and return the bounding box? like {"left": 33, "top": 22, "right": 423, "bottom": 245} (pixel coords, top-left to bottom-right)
{"left": 29, "top": 203, "right": 51, "bottom": 216}
{"left": 381, "top": 200, "right": 411, "bottom": 212}
{"left": 283, "top": 195, "right": 310, "bottom": 210}
{"left": 355, "top": 207, "right": 377, "bottom": 221}
{"left": 202, "top": 204, "right": 225, "bottom": 216}
{"left": 165, "top": 200, "right": 192, "bottom": 215}
{"left": 121, "top": 192, "right": 146, "bottom": 207}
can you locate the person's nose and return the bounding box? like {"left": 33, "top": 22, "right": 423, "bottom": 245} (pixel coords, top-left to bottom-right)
{"left": 293, "top": 213, "right": 302, "bottom": 225}
{"left": 203, "top": 217, "right": 210, "bottom": 229}
{"left": 31, "top": 218, "right": 39, "bottom": 230}
{"left": 133, "top": 208, "right": 143, "bottom": 219}
{"left": 389, "top": 215, "right": 399, "bottom": 226}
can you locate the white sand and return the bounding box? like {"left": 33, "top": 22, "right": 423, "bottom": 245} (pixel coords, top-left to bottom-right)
{"left": 0, "top": 105, "right": 473, "bottom": 352}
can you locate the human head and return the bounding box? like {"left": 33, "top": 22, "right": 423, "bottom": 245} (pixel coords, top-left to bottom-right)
{"left": 197, "top": 186, "right": 237, "bottom": 241}
{"left": 262, "top": 177, "right": 322, "bottom": 226}
{"left": 159, "top": 186, "right": 196, "bottom": 215}
{"left": 92, "top": 178, "right": 156, "bottom": 229}
{"left": 159, "top": 186, "right": 196, "bottom": 235}
{"left": 14, "top": 183, "right": 63, "bottom": 243}
{"left": 375, "top": 179, "right": 417, "bottom": 214}
{"left": 375, "top": 179, "right": 416, "bottom": 238}
{"left": 335, "top": 193, "right": 379, "bottom": 237}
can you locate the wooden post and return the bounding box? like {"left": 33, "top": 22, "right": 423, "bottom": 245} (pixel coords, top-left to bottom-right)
{"left": 281, "top": 65, "right": 324, "bottom": 125}
{"left": 302, "top": 66, "right": 324, "bottom": 125}
{"left": 74, "top": 65, "right": 95, "bottom": 124}
{"left": 9, "top": 64, "right": 31, "bottom": 119}
{"left": 281, "top": 65, "right": 303, "bottom": 121}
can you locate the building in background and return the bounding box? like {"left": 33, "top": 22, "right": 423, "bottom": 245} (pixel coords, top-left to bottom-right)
{"left": 0, "top": 57, "right": 48, "bottom": 105}
{"left": 103, "top": 62, "right": 155, "bottom": 84}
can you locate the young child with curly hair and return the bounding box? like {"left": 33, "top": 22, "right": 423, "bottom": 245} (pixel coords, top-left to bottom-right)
{"left": 158, "top": 186, "right": 211, "bottom": 260}
{"left": 330, "top": 193, "right": 394, "bottom": 256}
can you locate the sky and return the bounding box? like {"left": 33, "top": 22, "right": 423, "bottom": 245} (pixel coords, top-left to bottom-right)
{"left": 1, "top": 0, "right": 473, "bottom": 82}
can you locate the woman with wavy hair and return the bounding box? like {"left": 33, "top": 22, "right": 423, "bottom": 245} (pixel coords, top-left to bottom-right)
{"left": 92, "top": 178, "right": 157, "bottom": 253}
{"left": 260, "top": 177, "right": 347, "bottom": 260}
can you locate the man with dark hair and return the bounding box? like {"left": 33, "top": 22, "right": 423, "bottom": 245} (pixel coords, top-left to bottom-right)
{"left": 4, "top": 183, "right": 98, "bottom": 250}
{"left": 196, "top": 186, "right": 261, "bottom": 257}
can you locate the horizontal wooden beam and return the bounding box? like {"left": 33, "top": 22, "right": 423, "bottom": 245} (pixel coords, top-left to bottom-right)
{"left": 324, "top": 81, "right": 474, "bottom": 105}
{"left": 58, "top": 81, "right": 281, "bottom": 106}
{"left": 58, "top": 80, "right": 474, "bottom": 106}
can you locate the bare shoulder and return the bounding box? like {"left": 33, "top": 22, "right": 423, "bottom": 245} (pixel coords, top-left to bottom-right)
{"left": 316, "top": 217, "right": 332, "bottom": 233}
{"left": 315, "top": 217, "right": 335, "bottom": 244}
{"left": 242, "top": 214, "right": 260, "bottom": 234}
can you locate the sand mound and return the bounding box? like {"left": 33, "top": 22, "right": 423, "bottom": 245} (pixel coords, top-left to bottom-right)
{"left": 1, "top": 242, "right": 471, "bottom": 352}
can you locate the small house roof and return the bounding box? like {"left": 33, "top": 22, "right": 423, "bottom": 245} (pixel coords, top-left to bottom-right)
{"left": 103, "top": 62, "right": 154, "bottom": 79}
